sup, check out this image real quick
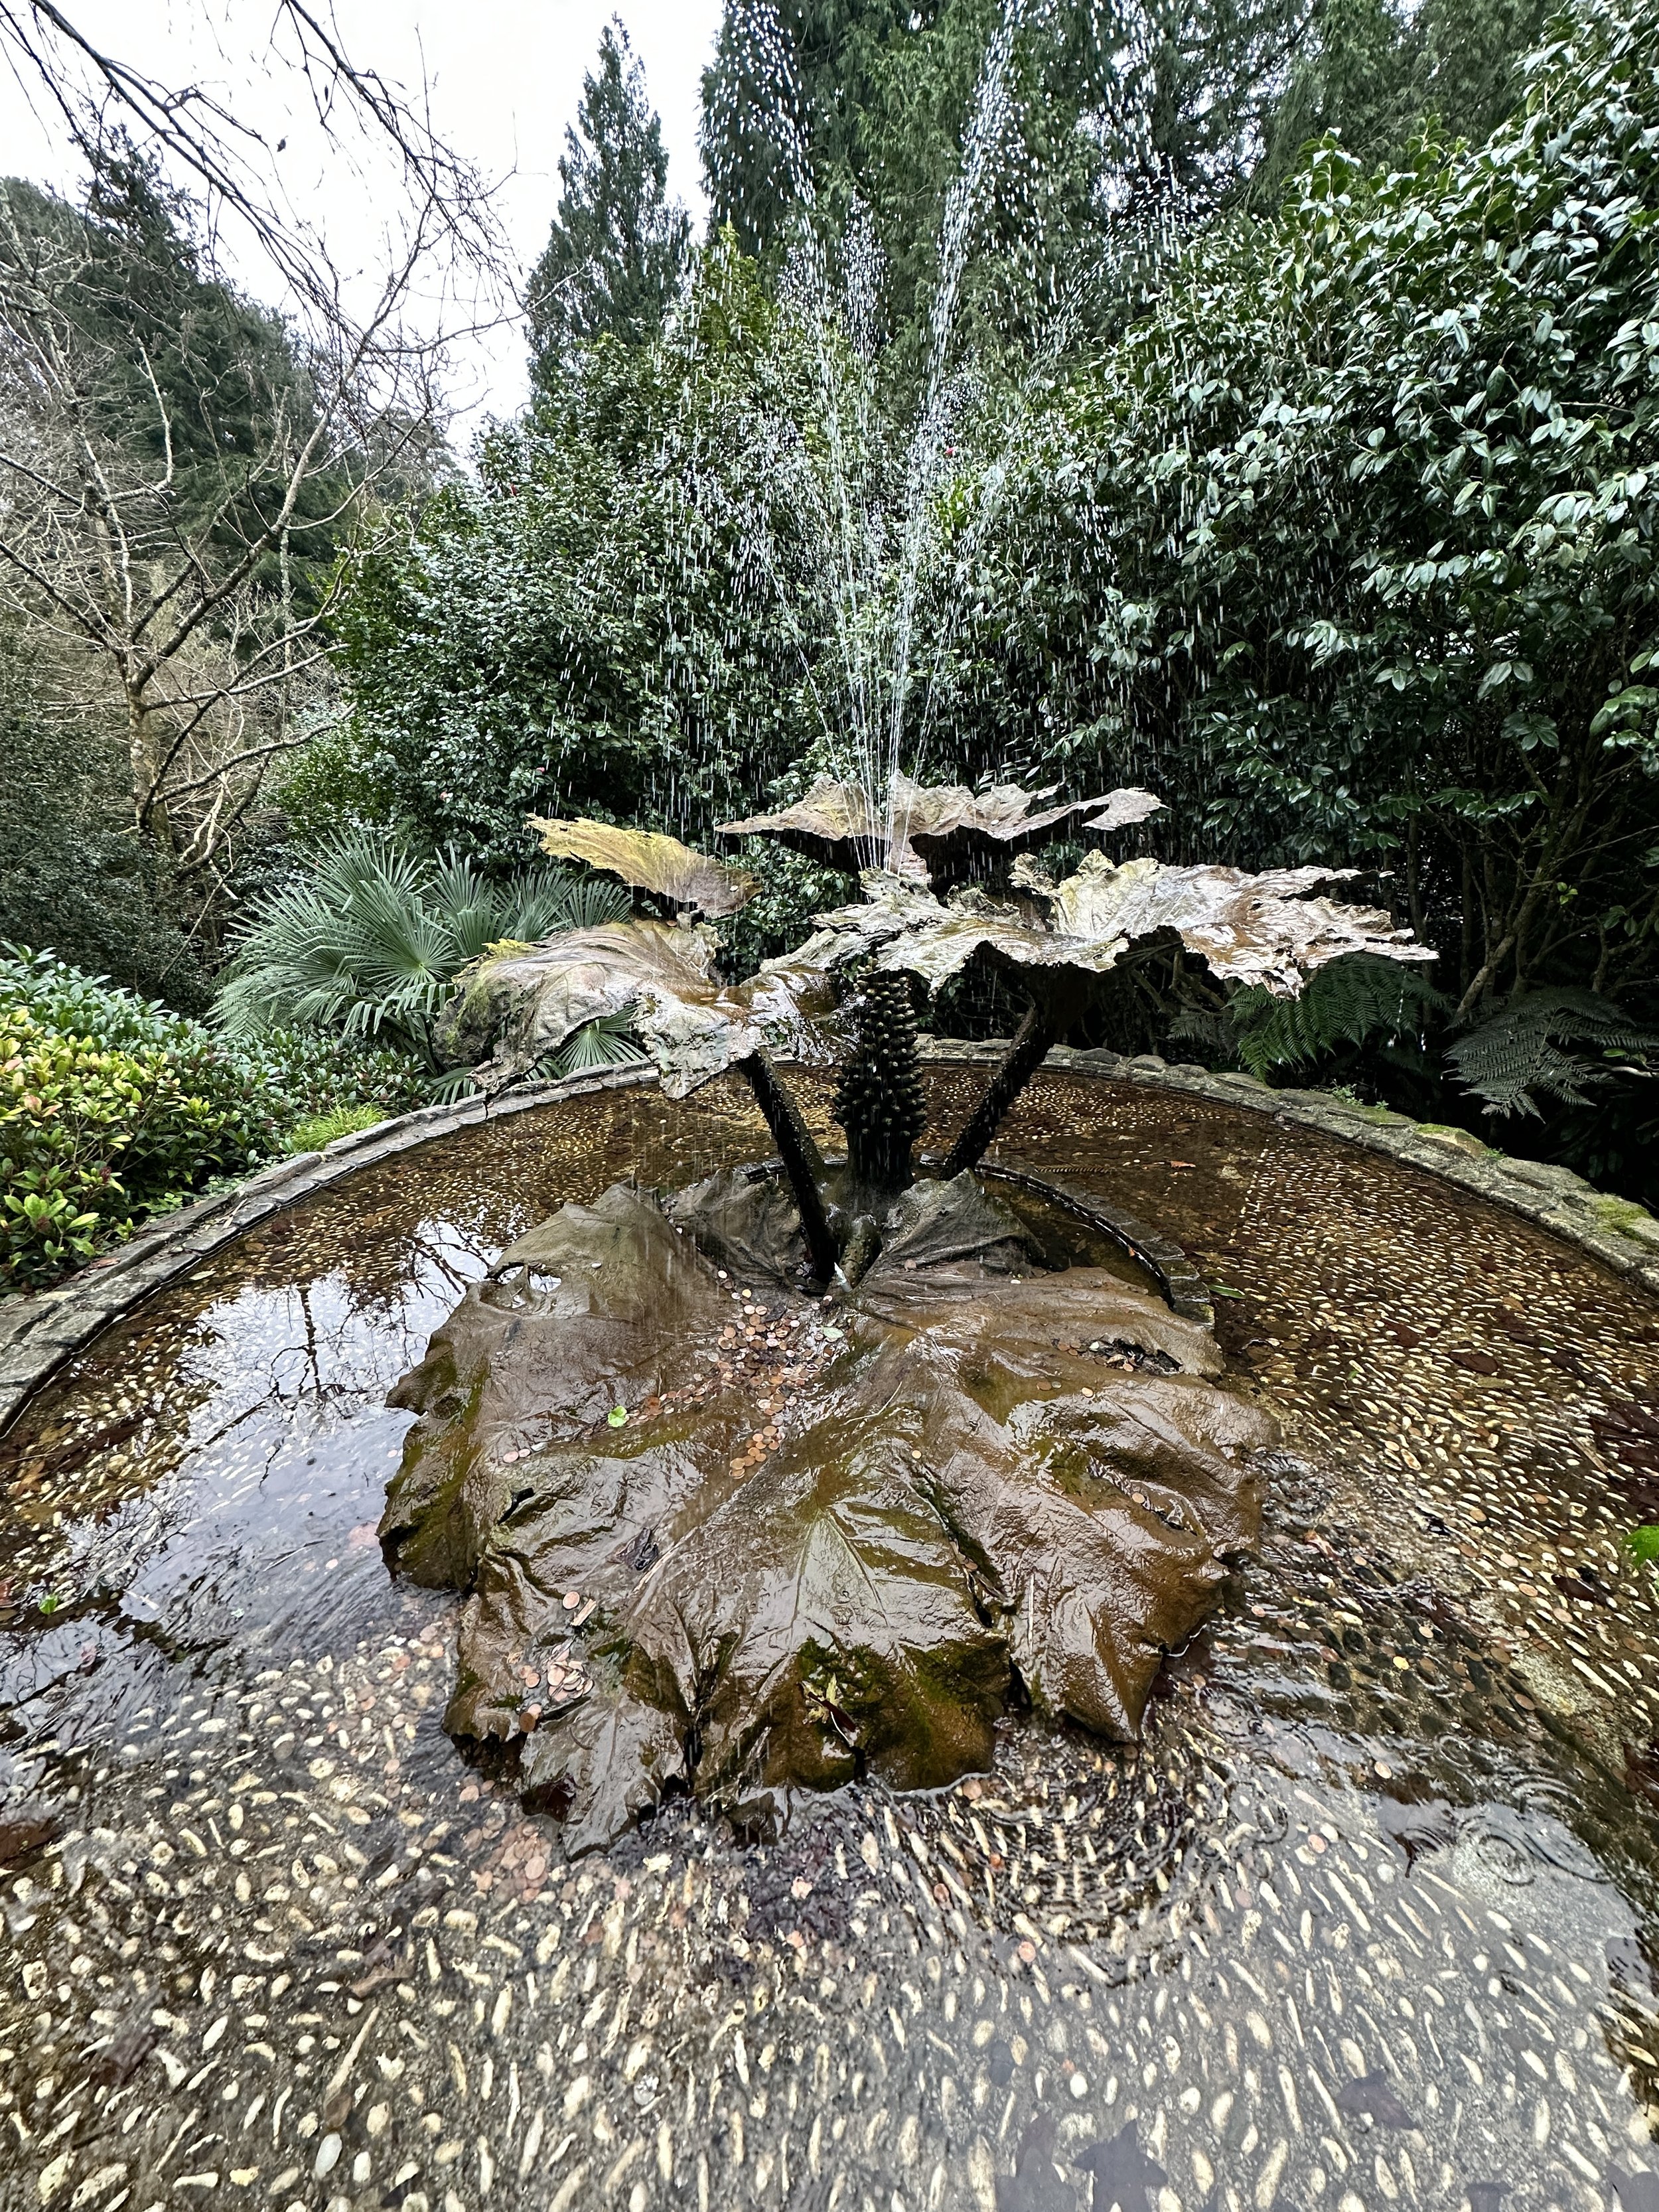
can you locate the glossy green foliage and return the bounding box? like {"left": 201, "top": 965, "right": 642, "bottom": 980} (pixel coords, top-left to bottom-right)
{"left": 0, "top": 966, "right": 278, "bottom": 1287}
{"left": 0, "top": 948, "right": 437, "bottom": 1285}
{"left": 334, "top": 246, "right": 824, "bottom": 859}
{"left": 982, "top": 0, "right": 1659, "bottom": 1030}
{"left": 250, "top": 1028, "right": 430, "bottom": 1123}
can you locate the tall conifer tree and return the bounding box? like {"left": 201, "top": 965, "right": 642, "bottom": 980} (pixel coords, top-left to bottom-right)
{"left": 528, "top": 20, "right": 691, "bottom": 386}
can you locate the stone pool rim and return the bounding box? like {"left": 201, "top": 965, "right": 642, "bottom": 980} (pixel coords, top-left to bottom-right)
{"left": 3, "top": 1040, "right": 1656, "bottom": 1436}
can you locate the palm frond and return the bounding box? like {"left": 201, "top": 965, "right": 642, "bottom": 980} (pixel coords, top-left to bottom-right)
{"left": 544, "top": 1004, "right": 648, "bottom": 1076}
{"left": 1448, "top": 989, "right": 1659, "bottom": 1117}
{"left": 427, "top": 1064, "right": 483, "bottom": 1104}
{"left": 543, "top": 873, "right": 633, "bottom": 932}
{"left": 214, "top": 831, "right": 615, "bottom": 1067}
{"left": 429, "top": 849, "right": 504, "bottom": 967}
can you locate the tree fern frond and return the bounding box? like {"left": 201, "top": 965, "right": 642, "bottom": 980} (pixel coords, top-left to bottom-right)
{"left": 1447, "top": 990, "right": 1659, "bottom": 1117}
{"left": 1166, "top": 1007, "right": 1234, "bottom": 1059}
{"left": 1230, "top": 954, "right": 1447, "bottom": 1078}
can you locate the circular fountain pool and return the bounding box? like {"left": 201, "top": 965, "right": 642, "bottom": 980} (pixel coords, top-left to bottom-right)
{"left": 1, "top": 1065, "right": 1656, "bottom": 2212}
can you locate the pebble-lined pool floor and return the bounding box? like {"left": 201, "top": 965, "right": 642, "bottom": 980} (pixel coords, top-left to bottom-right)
{"left": 1, "top": 1072, "right": 1656, "bottom": 2212}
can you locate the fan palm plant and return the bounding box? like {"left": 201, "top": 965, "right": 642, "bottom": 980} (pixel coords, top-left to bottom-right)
{"left": 214, "top": 833, "right": 633, "bottom": 1092}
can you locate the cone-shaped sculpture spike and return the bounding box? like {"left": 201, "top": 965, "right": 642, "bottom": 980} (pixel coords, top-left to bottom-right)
{"left": 833, "top": 970, "right": 927, "bottom": 1192}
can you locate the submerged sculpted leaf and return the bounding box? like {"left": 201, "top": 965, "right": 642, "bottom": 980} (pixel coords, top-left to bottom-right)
{"left": 721, "top": 774, "right": 1161, "bottom": 884}
{"left": 529, "top": 814, "right": 758, "bottom": 917}
{"left": 382, "top": 1173, "right": 1273, "bottom": 1854}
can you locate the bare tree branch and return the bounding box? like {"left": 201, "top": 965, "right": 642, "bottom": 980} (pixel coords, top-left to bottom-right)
{"left": 0, "top": 131, "right": 454, "bottom": 897}
{"left": 0, "top": 0, "right": 510, "bottom": 319}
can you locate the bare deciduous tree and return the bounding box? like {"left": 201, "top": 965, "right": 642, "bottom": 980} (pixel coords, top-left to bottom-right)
{"left": 0, "top": 1, "right": 510, "bottom": 913}
{"left": 0, "top": 175, "right": 453, "bottom": 889}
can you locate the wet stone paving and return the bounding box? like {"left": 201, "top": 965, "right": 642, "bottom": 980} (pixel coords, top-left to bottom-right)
{"left": 0, "top": 1069, "right": 1657, "bottom": 2212}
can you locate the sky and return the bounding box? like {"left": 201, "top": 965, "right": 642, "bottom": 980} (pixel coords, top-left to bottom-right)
{"left": 0, "top": 0, "right": 724, "bottom": 434}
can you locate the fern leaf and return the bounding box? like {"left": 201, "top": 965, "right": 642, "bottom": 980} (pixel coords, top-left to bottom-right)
{"left": 1448, "top": 989, "right": 1659, "bottom": 1117}
{"left": 1229, "top": 954, "right": 1447, "bottom": 1078}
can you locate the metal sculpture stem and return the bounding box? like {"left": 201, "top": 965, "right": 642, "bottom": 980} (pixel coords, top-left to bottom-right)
{"left": 940, "top": 1000, "right": 1061, "bottom": 1179}
{"left": 737, "top": 1049, "right": 840, "bottom": 1282}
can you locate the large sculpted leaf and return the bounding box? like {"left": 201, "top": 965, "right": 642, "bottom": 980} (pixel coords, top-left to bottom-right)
{"left": 804, "top": 851, "right": 1433, "bottom": 999}
{"left": 721, "top": 774, "right": 1162, "bottom": 883}
{"left": 1080, "top": 789, "right": 1167, "bottom": 832}
{"left": 528, "top": 814, "right": 757, "bottom": 917}
{"left": 1032, "top": 853, "right": 1435, "bottom": 994}
{"left": 382, "top": 1174, "right": 1273, "bottom": 1854}
{"left": 435, "top": 918, "right": 835, "bottom": 1094}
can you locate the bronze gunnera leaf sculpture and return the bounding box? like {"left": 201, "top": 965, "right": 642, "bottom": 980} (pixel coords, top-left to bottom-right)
{"left": 721, "top": 774, "right": 1163, "bottom": 885}
{"left": 437, "top": 919, "right": 782, "bottom": 1098}
{"left": 528, "top": 814, "right": 758, "bottom": 918}
{"left": 798, "top": 853, "right": 1435, "bottom": 1175}
{"left": 381, "top": 1171, "right": 1275, "bottom": 1854}
{"left": 437, "top": 918, "right": 843, "bottom": 1276}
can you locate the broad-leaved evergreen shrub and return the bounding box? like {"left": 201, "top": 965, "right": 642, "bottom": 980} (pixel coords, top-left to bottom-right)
{"left": 0, "top": 1001, "right": 275, "bottom": 1286}
{"left": 1, "top": 950, "right": 431, "bottom": 1287}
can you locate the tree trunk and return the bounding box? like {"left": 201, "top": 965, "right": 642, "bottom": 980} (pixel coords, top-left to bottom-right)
{"left": 127, "top": 686, "right": 175, "bottom": 855}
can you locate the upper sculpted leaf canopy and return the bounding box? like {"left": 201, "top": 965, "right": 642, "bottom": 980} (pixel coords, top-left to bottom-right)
{"left": 804, "top": 851, "right": 1435, "bottom": 999}
{"left": 530, "top": 815, "right": 758, "bottom": 918}
{"left": 721, "top": 774, "right": 1163, "bottom": 885}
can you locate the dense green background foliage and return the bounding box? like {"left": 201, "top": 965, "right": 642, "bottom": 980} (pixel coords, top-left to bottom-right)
{"left": 0, "top": 629, "right": 210, "bottom": 1007}
{"left": 978, "top": 0, "right": 1659, "bottom": 1012}
{"left": 332, "top": 246, "right": 830, "bottom": 856}
{"left": 313, "top": 0, "right": 1658, "bottom": 1191}
{"left": 0, "top": 950, "right": 429, "bottom": 1286}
